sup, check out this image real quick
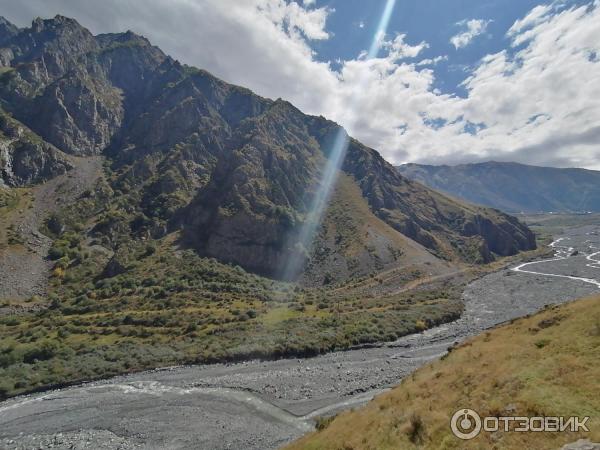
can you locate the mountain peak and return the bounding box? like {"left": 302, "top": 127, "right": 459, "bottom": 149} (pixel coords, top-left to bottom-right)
{"left": 23, "top": 14, "right": 96, "bottom": 55}
{"left": 97, "top": 29, "right": 152, "bottom": 47}
{"left": 0, "top": 16, "right": 18, "bottom": 44}
{"left": 0, "top": 16, "right": 16, "bottom": 28}
{"left": 30, "top": 14, "right": 85, "bottom": 32}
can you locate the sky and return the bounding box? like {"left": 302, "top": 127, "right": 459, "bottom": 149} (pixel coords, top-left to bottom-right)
{"left": 1, "top": 0, "right": 599, "bottom": 169}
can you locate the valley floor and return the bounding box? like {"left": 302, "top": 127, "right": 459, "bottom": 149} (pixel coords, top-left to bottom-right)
{"left": 0, "top": 225, "right": 598, "bottom": 449}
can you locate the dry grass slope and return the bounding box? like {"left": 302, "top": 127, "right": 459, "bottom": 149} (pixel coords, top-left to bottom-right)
{"left": 287, "top": 295, "right": 600, "bottom": 450}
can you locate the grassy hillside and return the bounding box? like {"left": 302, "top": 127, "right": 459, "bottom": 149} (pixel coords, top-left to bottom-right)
{"left": 288, "top": 295, "right": 600, "bottom": 450}
{"left": 0, "top": 228, "right": 464, "bottom": 399}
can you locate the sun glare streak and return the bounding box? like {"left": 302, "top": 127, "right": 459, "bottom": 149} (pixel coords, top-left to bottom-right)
{"left": 368, "top": 0, "right": 396, "bottom": 59}
{"left": 281, "top": 0, "right": 397, "bottom": 281}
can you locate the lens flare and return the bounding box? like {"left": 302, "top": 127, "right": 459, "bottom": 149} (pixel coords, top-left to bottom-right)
{"left": 368, "top": 0, "right": 397, "bottom": 59}
{"left": 280, "top": 0, "right": 397, "bottom": 281}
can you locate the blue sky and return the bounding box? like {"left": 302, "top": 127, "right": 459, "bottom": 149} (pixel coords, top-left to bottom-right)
{"left": 311, "top": 0, "right": 589, "bottom": 96}
{"left": 1, "top": 0, "right": 599, "bottom": 169}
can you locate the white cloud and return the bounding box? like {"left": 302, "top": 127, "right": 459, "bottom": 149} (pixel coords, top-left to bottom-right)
{"left": 508, "top": 4, "right": 551, "bottom": 35}
{"left": 1, "top": 1, "right": 600, "bottom": 169}
{"left": 384, "top": 34, "right": 428, "bottom": 59}
{"left": 450, "top": 19, "right": 491, "bottom": 49}
{"left": 416, "top": 55, "right": 448, "bottom": 66}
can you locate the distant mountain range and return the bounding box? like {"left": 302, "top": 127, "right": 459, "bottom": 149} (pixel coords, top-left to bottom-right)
{"left": 398, "top": 162, "right": 600, "bottom": 213}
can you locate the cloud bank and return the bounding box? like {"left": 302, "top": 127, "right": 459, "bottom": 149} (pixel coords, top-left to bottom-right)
{"left": 1, "top": 0, "right": 599, "bottom": 169}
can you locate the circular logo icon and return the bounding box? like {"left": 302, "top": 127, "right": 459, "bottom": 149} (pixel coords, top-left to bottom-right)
{"left": 451, "top": 408, "right": 482, "bottom": 440}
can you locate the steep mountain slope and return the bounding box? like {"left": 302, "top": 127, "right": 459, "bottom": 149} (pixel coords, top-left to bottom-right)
{"left": 399, "top": 162, "right": 600, "bottom": 213}
{"left": 300, "top": 173, "right": 449, "bottom": 285}
{"left": 0, "top": 15, "right": 535, "bottom": 284}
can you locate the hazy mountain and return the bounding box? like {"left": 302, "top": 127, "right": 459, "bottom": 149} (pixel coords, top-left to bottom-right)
{"left": 398, "top": 161, "right": 600, "bottom": 213}
{"left": 0, "top": 15, "right": 535, "bottom": 284}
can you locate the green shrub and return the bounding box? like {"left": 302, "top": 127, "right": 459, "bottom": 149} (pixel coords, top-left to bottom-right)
{"left": 407, "top": 413, "right": 425, "bottom": 444}
{"left": 49, "top": 295, "right": 61, "bottom": 310}
{"left": 0, "top": 348, "right": 18, "bottom": 368}
{"left": 45, "top": 213, "right": 65, "bottom": 236}
{"left": 315, "top": 415, "right": 336, "bottom": 431}
{"left": 144, "top": 244, "right": 156, "bottom": 257}
{"left": 0, "top": 381, "right": 11, "bottom": 400}
{"left": 23, "top": 340, "right": 60, "bottom": 363}
{"left": 48, "top": 246, "right": 66, "bottom": 260}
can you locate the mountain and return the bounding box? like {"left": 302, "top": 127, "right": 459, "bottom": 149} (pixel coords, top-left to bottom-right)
{"left": 0, "top": 15, "right": 535, "bottom": 278}
{"left": 398, "top": 161, "right": 600, "bottom": 214}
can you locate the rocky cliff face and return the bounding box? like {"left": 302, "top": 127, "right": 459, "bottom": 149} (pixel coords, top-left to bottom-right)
{"left": 0, "top": 15, "right": 536, "bottom": 279}
{"left": 0, "top": 108, "right": 71, "bottom": 187}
